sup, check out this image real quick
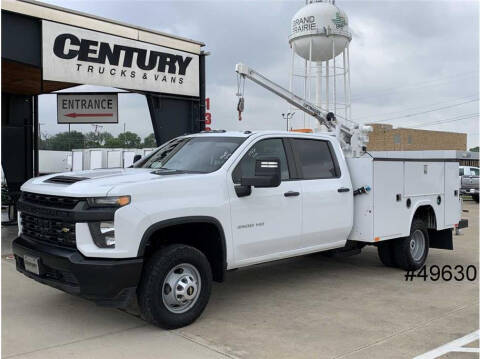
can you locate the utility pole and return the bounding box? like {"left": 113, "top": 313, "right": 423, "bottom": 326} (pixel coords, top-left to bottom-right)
{"left": 282, "top": 112, "right": 295, "bottom": 131}
{"left": 92, "top": 124, "right": 103, "bottom": 134}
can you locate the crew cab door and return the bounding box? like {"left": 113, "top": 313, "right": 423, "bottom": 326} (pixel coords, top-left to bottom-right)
{"left": 290, "top": 138, "right": 353, "bottom": 249}
{"left": 228, "top": 137, "right": 302, "bottom": 265}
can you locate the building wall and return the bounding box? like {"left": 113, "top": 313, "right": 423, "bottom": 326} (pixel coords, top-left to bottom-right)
{"left": 366, "top": 124, "right": 467, "bottom": 151}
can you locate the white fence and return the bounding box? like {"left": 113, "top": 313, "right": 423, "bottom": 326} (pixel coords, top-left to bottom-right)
{"left": 39, "top": 150, "right": 71, "bottom": 175}
{"left": 71, "top": 148, "right": 155, "bottom": 171}
{"left": 39, "top": 148, "right": 155, "bottom": 174}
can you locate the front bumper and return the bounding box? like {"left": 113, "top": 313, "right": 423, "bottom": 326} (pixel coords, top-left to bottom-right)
{"left": 460, "top": 188, "right": 479, "bottom": 195}
{"left": 12, "top": 236, "right": 143, "bottom": 307}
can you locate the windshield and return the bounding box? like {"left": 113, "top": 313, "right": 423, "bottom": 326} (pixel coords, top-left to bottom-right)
{"left": 136, "top": 136, "right": 246, "bottom": 173}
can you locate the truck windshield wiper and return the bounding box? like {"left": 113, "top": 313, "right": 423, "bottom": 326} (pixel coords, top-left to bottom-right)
{"left": 151, "top": 168, "right": 207, "bottom": 175}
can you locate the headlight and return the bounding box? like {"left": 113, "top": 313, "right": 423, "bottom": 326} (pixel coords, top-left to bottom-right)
{"left": 87, "top": 196, "right": 131, "bottom": 208}
{"left": 86, "top": 196, "right": 129, "bottom": 248}
{"left": 88, "top": 221, "right": 116, "bottom": 248}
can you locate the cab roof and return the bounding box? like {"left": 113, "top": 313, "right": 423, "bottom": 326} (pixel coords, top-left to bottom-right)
{"left": 186, "top": 130, "right": 336, "bottom": 140}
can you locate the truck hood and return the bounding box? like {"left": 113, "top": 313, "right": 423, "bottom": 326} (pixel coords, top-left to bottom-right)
{"left": 21, "top": 168, "right": 200, "bottom": 197}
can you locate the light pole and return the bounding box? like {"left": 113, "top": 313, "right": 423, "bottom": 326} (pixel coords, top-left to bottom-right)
{"left": 38, "top": 122, "right": 45, "bottom": 139}
{"left": 282, "top": 112, "right": 295, "bottom": 131}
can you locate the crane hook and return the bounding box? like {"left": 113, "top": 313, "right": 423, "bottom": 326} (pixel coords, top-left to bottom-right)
{"left": 237, "top": 97, "right": 244, "bottom": 121}
{"left": 236, "top": 73, "right": 246, "bottom": 121}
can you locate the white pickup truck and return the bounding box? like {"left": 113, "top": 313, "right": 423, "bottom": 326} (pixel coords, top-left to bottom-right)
{"left": 13, "top": 130, "right": 467, "bottom": 328}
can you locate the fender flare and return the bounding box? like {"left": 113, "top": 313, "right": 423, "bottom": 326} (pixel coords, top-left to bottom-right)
{"left": 137, "top": 216, "right": 227, "bottom": 274}
{"left": 409, "top": 199, "right": 438, "bottom": 229}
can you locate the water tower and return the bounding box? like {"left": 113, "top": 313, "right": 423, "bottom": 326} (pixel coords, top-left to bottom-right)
{"left": 288, "top": 0, "right": 352, "bottom": 130}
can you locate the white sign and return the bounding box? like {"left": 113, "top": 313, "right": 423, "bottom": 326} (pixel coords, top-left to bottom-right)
{"left": 57, "top": 93, "right": 118, "bottom": 124}
{"left": 42, "top": 21, "right": 199, "bottom": 96}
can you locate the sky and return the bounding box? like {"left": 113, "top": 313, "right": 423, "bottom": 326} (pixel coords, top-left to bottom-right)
{"left": 39, "top": 0, "right": 479, "bottom": 148}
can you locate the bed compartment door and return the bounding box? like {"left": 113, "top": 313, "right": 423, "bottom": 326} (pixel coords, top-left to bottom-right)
{"left": 444, "top": 162, "right": 460, "bottom": 227}
{"left": 373, "top": 161, "right": 406, "bottom": 238}
{"left": 404, "top": 162, "right": 445, "bottom": 229}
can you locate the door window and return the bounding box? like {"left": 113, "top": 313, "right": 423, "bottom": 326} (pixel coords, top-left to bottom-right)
{"left": 292, "top": 139, "right": 339, "bottom": 179}
{"left": 233, "top": 138, "right": 289, "bottom": 184}
{"left": 470, "top": 167, "right": 479, "bottom": 176}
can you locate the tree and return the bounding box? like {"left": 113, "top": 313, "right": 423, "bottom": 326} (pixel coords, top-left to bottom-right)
{"left": 98, "top": 132, "right": 114, "bottom": 146}
{"left": 117, "top": 131, "right": 142, "bottom": 148}
{"left": 39, "top": 133, "right": 51, "bottom": 150}
{"left": 469, "top": 146, "right": 479, "bottom": 152}
{"left": 84, "top": 131, "right": 114, "bottom": 148}
{"left": 143, "top": 133, "right": 157, "bottom": 147}
{"left": 84, "top": 131, "right": 102, "bottom": 148}
{"left": 42, "top": 131, "right": 85, "bottom": 150}
{"left": 104, "top": 136, "right": 123, "bottom": 148}
{"left": 39, "top": 130, "right": 150, "bottom": 150}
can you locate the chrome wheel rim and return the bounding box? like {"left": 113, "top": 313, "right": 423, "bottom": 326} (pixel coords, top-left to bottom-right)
{"left": 162, "top": 263, "right": 201, "bottom": 314}
{"left": 410, "top": 229, "right": 426, "bottom": 261}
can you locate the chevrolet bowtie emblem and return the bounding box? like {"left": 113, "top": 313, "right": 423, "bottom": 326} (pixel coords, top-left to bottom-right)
{"left": 61, "top": 227, "right": 70, "bottom": 233}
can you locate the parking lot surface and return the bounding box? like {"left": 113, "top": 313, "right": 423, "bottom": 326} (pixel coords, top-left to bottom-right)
{"left": 2, "top": 201, "right": 478, "bottom": 358}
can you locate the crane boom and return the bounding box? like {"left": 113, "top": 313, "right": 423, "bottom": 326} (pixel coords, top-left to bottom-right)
{"left": 235, "top": 63, "right": 333, "bottom": 129}
{"left": 235, "top": 63, "right": 372, "bottom": 157}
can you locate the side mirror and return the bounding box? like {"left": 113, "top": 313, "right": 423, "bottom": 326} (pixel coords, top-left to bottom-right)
{"left": 133, "top": 154, "right": 142, "bottom": 163}
{"left": 241, "top": 157, "right": 281, "bottom": 188}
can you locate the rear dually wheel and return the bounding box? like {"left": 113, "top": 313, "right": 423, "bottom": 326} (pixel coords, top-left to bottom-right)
{"left": 393, "top": 219, "right": 429, "bottom": 271}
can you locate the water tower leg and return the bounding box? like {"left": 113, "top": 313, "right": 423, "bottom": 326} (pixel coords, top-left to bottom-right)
{"left": 304, "top": 57, "right": 307, "bottom": 128}
{"left": 342, "top": 49, "right": 347, "bottom": 120}
{"left": 316, "top": 61, "right": 322, "bottom": 108}
{"left": 346, "top": 44, "right": 352, "bottom": 120}
{"left": 326, "top": 58, "right": 329, "bottom": 112}
{"left": 333, "top": 40, "right": 336, "bottom": 115}
{"left": 289, "top": 47, "right": 295, "bottom": 130}
{"left": 308, "top": 38, "right": 313, "bottom": 129}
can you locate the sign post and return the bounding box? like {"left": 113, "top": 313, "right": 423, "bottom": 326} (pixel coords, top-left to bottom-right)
{"left": 57, "top": 93, "right": 119, "bottom": 124}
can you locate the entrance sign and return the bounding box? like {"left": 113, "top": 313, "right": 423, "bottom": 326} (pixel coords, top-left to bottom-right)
{"left": 57, "top": 93, "right": 118, "bottom": 124}
{"left": 43, "top": 21, "right": 200, "bottom": 96}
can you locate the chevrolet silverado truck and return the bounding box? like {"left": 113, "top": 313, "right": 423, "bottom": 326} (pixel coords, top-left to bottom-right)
{"left": 460, "top": 166, "right": 479, "bottom": 202}
{"left": 13, "top": 131, "right": 466, "bottom": 328}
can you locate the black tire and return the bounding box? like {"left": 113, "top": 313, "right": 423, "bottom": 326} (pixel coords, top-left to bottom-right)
{"left": 377, "top": 241, "right": 397, "bottom": 267}
{"left": 472, "top": 194, "right": 479, "bottom": 203}
{"left": 393, "top": 219, "right": 429, "bottom": 271}
{"left": 138, "top": 244, "right": 212, "bottom": 329}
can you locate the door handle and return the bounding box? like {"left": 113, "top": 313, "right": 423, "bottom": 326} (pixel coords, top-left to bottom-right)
{"left": 284, "top": 191, "right": 300, "bottom": 197}
{"left": 338, "top": 187, "right": 350, "bottom": 193}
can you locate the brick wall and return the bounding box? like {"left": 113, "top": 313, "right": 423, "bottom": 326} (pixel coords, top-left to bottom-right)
{"left": 366, "top": 124, "right": 467, "bottom": 151}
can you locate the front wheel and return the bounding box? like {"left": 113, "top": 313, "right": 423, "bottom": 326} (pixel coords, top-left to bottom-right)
{"left": 393, "top": 219, "right": 429, "bottom": 271}
{"left": 138, "top": 244, "right": 212, "bottom": 329}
